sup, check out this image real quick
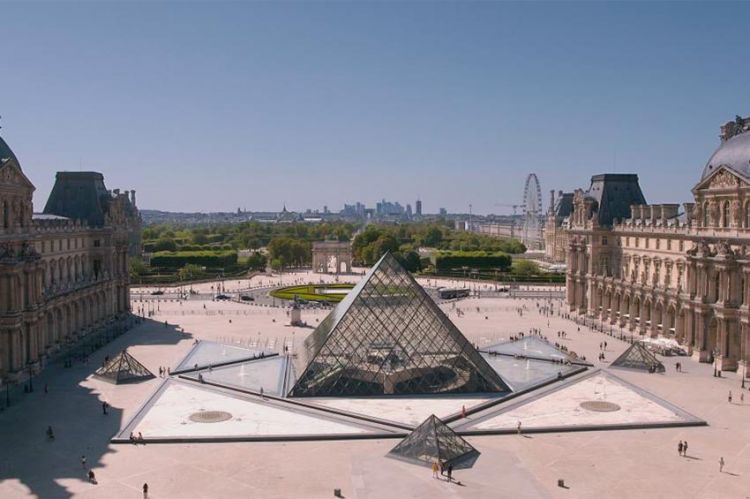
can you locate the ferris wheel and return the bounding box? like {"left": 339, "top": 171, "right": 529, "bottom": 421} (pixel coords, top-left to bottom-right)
{"left": 521, "top": 173, "right": 543, "bottom": 249}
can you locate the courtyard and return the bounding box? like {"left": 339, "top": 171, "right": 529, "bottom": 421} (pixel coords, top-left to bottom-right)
{"left": 0, "top": 270, "right": 748, "bottom": 498}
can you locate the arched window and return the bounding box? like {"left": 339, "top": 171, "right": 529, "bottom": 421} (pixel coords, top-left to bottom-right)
{"left": 703, "top": 201, "right": 710, "bottom": 227}
{"left": 722, "top": 201, "right": 730, "bottom": 228}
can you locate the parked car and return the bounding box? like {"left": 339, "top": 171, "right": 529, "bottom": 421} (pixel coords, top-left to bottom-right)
{"left": 215, "top": 294, "right": 231, "bottom": 300}
{"left": 240, "top": 295, "right": 255, "bottom": 301}
{"left": 150, "top": 290, "right": 164, "bottom": 295}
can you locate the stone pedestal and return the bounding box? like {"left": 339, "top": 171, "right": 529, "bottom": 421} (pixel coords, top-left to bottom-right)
{"left": 290, "top": 307, "right": 302, "bottom": 327}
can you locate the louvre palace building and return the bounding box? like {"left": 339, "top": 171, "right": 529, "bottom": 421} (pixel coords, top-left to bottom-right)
{"left": 0, "top": 134, "right": 140, "bottom": 384}
{"left": 565, "top": 115, "right": 750, "bottom": 377}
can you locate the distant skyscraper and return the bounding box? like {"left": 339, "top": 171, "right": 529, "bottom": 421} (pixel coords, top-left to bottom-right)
{"left": 406, "top": 204, "right": 412, "bottom": 217}
{"left": 439, "top": 207, "right": 447, "bottom": 216}
{"left": 416, "top": 199, "right": 422, "bottom": 216}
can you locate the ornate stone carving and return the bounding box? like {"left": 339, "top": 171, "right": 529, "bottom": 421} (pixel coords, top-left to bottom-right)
{"left": 709, "top": 201, "right": 720, "bottom": 226}
{"left": 732, "top": 199, "right": 742, "bottom": 227}
{"left": 716, "top": 240, "right": 734, "bottom": 257}
{"left": 709, "top": 170, "right": 741, "bottom": 190}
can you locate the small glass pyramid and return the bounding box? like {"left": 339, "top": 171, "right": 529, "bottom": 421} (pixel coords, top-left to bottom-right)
{"left": 387, "top": 414, "right": 480, "bottom": 469}
{"left": 94, "top": 349, "right": 155, "bottom": 384}
{"left": 611, "top": 342, "right": 665, "bottom": 373}
{"left": 290, "top": 253, "right": 510, "bottom": 396}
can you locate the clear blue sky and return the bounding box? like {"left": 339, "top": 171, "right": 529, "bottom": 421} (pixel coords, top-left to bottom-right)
{"left": 2, "top": 1, "right": 749, "bottom": 214}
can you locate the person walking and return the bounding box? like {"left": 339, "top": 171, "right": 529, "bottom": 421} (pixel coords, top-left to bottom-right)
{"left": 678, "top": 441, "right": 683, "bottom": 456}
{"left": 102, "top": 401, "right": 108, "bottom": 415}
{"left": 719, "top": 456, "right": 725, "bottom": 473}
{"left": 447, "top": 464, "right": 453, "bottom": 483}
{"left": 517, "top": 421, "right": 522, "bottom": 436}
{"left": 683, "top": 441, "right": 688, "bottom": 457}
{"left": 432, "top": 461, "right": 439, "bottom": 479}
{"left": 81, "top": 455, "right": 87, "bottom": 469}
{"left": 741, "top": 392, "right": 745, "bottom": 404}
{"left": 729, "top": 390, "right": 733, "bottom": 403}
{"left": 143, "top": 482, "right": 149, "bottom": 499}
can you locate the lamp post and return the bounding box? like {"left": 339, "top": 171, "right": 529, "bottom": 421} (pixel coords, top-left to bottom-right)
{"left": 742, "top": 363, "right": 746, "bottom": 389}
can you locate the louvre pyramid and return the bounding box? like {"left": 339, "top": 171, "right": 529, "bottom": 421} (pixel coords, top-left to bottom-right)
{"left": 289, "top": 253, "right": 510, "bottom": 396}
{"left": 387, "top": 414, "right": 480, "bottom": 469}
{"left": 94, "top": 349, "right": 155, "bottom": 384}
{"left": 611, "top": 342, "right": 665, "bottom": 373}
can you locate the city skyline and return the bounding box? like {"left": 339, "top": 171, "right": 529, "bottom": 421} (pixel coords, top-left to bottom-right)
{"left": 3, "top": 2, "right": 750, "bottom": 214}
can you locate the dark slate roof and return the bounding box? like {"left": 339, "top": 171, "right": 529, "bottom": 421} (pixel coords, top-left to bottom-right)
{"left": 0, "top": 136, "right": 19, "bottom": 167}
{"left": 586, "top": 174, "right": 646, "bottom": 227}
{"left": 554, "top": 192, "right": 574, "bottom": 218}
{"left": 701, "top": 132, "right": 750, "bottom": 181}
{"left": 43, "top": 172, "right": 110, "bottom": 227}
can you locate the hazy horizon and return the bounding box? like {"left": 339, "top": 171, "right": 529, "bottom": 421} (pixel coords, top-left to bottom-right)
{"left": 3, "top": 2, "right": 749, "bottom": 215}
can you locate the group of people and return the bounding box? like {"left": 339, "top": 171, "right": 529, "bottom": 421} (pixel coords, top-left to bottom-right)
{"left": 431, "top": 461, "right": 454, "bottom": 482}
{"left": 157, "top": 366, "right": 171, "bottom": 377}
{"left": 129, "top": 431, "right": 145, "bottom": 444}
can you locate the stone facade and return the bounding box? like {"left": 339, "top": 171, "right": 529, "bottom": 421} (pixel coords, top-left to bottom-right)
{"left": 566, "top": 117, "right": 750, "bottom": 376}
{"left": 544, "top": 190, "right": 574, "bottom": 263}
{"left": 0, "top": 136, "right": 138, "bottom": 383}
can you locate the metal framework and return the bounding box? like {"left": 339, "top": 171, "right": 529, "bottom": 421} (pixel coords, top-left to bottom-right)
{"left": 521, "top": 173, "right": 544, "bottom": 250}
{"left": 611, "top": 342, "right": 665, "bottom": 373}
{"left": 93, "top": 349, "right": 155, "bottom": 384}
{"left": 387, "top": 414, "right": 480, "bottom": 469}
{"left": 289, "top": 253, "right": 510, "bottom": 397}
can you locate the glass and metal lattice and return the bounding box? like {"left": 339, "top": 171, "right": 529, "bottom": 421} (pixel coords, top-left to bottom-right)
{"left": 611, "top": 341, "right": 665, "bottom": 373}
{"left": 387, "top": 414, "right": 480, "bottom": 469}
{"left": 289, "top": 253, "right": 510, "bottom": 396}
{"left": 93, "top": 349, "right": 155, "bottom": 384}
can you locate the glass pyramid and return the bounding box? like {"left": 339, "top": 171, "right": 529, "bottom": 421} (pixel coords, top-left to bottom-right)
{"left": 387, "top": 414, "right": 480, "bottom": 469}
{"left": 94, "top": 349, "right": 155, "bottom": 384}
{"left": 611, "top": 342, "right": 665, "bottom": 373}
{"left": 290, "top": 253, "right": 510, "bottom": 397}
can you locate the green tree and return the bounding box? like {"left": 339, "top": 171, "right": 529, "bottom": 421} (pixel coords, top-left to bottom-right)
{"left": 178, "top": 263, "right": 204, "bottom": 281}
{"left": 513, "top": 259, "right": 540, "bottom": 276}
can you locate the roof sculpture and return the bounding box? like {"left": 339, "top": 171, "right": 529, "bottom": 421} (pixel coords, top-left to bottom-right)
{"left": 289, "top": 253, "right": 510, "bottom": 396}
{"left": 387, "top": 414, "right": 480, "bottom": 469}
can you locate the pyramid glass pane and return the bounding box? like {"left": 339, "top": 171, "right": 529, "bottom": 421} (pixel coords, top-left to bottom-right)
{"left": 182, "top": 357, "right": 288, "bottom": 396}
{"left": 480, "top": 353, "right": 580, "bottom": 391}
{"left": 611, "top": 342, "right": 665, "bottom": 372}
{"left": 483, "top": 336, "right": 577, "bottom": 363}
{"left": 290, "top": 254, "right": 510, "bottom": 396}
{"left": 174, "top": 341, "right": 270, "bottom": 372}
{"left": 94, "top": 350, "right": 154, "bottom": 384}
{"left": 388, "top": 415, "right": 480, "bottom": 469}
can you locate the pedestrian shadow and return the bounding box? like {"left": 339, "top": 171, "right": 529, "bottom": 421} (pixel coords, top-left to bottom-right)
{"left": 723, "top": 471, "right": 740, "bottom": 477}
{"left": 684, "top": 455, "right": 701, "bottom": 461}
{"left": 522, "top": 434, "right": 534, "bottom": 439}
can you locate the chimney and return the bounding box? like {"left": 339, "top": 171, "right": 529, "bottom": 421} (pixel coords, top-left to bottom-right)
{"left": 130, "top": 190, "right": 136, "bottom": 206}
{"left": 549, "top": 190, "right": 555, "bottom": 212}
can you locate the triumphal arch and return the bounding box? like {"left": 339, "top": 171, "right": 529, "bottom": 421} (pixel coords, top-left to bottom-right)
{"left": 312, "top": 241, "right": 352, "bottom": 274}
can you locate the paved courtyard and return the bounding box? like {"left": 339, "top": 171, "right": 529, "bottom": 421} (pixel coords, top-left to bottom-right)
{"left": 1, "top": 271, "right": 749, "bottom": 498}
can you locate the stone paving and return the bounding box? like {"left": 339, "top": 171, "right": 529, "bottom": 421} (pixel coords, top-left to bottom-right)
{"left": 0, "top": 273, "right": 749, "bottom": 497}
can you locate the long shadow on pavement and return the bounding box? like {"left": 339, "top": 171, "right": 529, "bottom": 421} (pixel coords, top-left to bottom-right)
{"left": 0, "top": 319, "right": 192, "bottom": 498}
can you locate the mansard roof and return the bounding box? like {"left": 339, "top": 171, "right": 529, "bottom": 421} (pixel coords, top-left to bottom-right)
{"left": 585, "top": 174, "right": 647, "bottom": 227}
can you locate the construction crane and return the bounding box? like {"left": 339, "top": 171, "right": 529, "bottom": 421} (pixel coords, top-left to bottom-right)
{"left": 494, "top": 203, "right": 523, "bottom": 216}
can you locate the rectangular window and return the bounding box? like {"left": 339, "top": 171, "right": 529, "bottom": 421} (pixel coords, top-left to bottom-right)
{"left": 602, "top": 236, "right": 608, "bottom": 245}
{"left": 93, "top": 240, "right": 101, "bottom": 248}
